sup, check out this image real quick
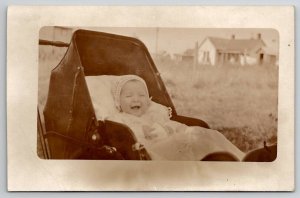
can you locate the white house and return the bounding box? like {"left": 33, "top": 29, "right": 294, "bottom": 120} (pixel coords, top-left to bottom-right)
{"left": 197, "top": 34, "right": 273, "bottom": 66}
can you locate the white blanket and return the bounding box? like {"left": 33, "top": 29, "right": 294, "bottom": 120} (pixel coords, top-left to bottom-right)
{"left": 108, "top": 112, "right": 245, "bottom": 161}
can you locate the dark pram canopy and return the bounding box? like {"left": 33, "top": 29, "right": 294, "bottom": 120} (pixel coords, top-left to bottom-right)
{"left": 43, "top": 29, "right": 209, "bottom": 159}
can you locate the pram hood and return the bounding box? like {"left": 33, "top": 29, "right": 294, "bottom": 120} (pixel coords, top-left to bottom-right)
{"left": 43, "top": 29, "right": 176, "bottom": 158}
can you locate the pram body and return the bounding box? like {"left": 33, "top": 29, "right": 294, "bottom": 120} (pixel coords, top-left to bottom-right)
{"left": 41, "top": 29, "right": 209, "bottom": 160}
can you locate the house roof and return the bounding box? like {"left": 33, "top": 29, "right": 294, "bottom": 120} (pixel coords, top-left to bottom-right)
{"left": 206, "top": 37, "right": 266, "bottom": 53}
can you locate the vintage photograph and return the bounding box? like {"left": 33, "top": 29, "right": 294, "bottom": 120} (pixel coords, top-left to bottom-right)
{"left": 8, "top": 6, "right": 294, "bottom": 191}
{"left": 38, "top": 27, "right": 278, "bottom": 161}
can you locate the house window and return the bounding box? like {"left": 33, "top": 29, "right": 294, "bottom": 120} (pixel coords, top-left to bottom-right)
{"left": 203, "top": 51, "right": 210, "bottom": 63}
{"left": 206, "top": 51, "right": 210, "bottom": 63}
{"left": 202, "top": 51, "right": 206, "bottom": 62}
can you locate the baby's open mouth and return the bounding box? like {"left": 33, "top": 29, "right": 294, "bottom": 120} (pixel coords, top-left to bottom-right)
{"left": 131, "top": 105, "right": 141, "bottom": 110}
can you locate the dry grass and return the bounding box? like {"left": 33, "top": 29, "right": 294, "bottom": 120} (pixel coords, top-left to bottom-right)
{"left": 156, "top": 59, "right": 278, "bottom": 152}
{"left": 38, "top": 47, "right": 278, "bottom": 155}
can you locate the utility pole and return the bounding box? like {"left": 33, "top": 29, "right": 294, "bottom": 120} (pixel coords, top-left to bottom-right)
{"left": 155, "top": 27, "right": 159, "bottom": 58}
{"left": 193, "top": 41, "right": 199, "bottom": 70}
{"left": 192, "top": 41, "right": 199, "bottom": 84}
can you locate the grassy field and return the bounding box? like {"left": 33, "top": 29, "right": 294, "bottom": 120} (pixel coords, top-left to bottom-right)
{"left": 155, "top": 59, "right": 278, "bottom": 152}
{"left": 38, "top": 46, "right": 278, "bottom": 156}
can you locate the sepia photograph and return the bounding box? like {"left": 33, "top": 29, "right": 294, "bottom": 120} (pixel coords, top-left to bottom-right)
{"left": 38, "top": 27, "right": 278, "bottom": 161}
{"left": 7, "top": 6, "right": 294, "bottom": 191}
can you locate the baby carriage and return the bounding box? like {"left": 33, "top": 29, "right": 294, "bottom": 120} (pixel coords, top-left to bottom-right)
{"left": 38, "top": 29, "right": 276, "bottom": 161}
{"left": 39, "top": 29, "right": 210, "bottom": 160}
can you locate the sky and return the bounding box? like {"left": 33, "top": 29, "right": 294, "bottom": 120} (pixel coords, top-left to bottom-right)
{"left": 40, "top": 26, "right": 279, "bottom": 55}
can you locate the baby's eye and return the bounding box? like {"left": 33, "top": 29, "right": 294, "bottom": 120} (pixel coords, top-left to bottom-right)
{"left": 125, "top": 95, "right": 132, "bottom": 98}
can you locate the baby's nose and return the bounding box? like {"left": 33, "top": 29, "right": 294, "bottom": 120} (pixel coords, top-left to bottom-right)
{"left": 132, "top": 95, "right": 140, "bottom": 101}
{"left": 133, "top": 95, "right": 141, "bottom": 102}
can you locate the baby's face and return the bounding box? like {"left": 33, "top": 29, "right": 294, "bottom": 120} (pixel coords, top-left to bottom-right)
{"left": 120, "top": 80, "right": 150, "bottom": 117}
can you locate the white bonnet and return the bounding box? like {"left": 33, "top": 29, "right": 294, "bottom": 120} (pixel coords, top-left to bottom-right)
{"left": 112, "top": 75, "right": 150, "bottom": 112}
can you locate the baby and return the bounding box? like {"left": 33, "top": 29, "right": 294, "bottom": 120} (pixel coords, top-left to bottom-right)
{"left": 109, "top": 75, "right": 245, "bottom": 160}
{"left": 111, "top": 75, "right": 176, "bottom": 141}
